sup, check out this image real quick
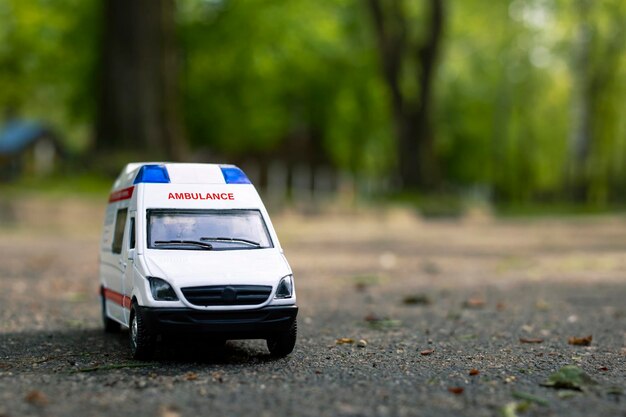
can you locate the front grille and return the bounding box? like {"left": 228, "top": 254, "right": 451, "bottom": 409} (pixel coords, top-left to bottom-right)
{"left": 181, "top": 285, "right": 272, "bottom": 306}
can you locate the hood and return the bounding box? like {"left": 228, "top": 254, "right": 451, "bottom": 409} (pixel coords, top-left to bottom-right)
{"left": 142, "top": 248, "right": 291, "bottom": 288}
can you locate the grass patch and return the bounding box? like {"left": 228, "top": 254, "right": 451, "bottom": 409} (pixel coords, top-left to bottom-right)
{"left": 387, "top": 192, "right": 466, "bottom": 218}
{"left": 0, "top": 173, "right": 111, "bottom": 200}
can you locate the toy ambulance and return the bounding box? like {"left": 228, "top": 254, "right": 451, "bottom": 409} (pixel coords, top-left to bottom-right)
{"left": 99, "top": 163, "right": 297, "bottom": 359}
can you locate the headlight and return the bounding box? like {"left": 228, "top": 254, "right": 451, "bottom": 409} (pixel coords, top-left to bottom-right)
{"left": 148, "top": 277, "right": 178, "bottom": 301}
{"left": 275, "top": 275, "right": 293, "bottom": 299}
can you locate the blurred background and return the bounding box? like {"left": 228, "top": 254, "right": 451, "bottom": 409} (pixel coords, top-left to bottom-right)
{"left": 3, "top": 3, "right": 626, "bottom": 412}
{"left": 0, "top": 0, "right": 625, "bottom": 215}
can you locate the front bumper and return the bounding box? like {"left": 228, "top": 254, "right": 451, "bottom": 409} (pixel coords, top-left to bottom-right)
{"left": 141, "top": 305, "right": 298, "bottom": 339}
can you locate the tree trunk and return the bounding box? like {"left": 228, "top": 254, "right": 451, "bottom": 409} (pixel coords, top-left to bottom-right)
{"left": 367, "top": 0, "right": 444, "bottom": 191}
{"left": 568, "top": 0, "right": 592, "bottom": 201}
{"left": 96, "top": 0, "right": 187, "bottom": 160}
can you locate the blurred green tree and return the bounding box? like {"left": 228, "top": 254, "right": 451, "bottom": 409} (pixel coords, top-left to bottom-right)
{"left": 179, "top": 0, "right": 394, "bottom": 182}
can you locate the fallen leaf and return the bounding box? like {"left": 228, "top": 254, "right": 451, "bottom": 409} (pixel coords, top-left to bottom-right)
{"left": 598, "top": 366, "right": 609, "bottom": 371}
{"left": 447, "top": 386, "right": 464, "bottom": 394}
{"left": 557, "top": 391, "right": 578, "bottom": 399}
{"left": 353, "top": 275, "right": 380, "bottom": 292}
{"left": 500, "top": 402, "right": 520, "bottom": 417}
{"left": 496, "top": 302, "right": 506, "bottom": 311}
{"left": 512, "top": 391, "right": 549, "bottom": 406}
{"left": 420, "top": 349, "right": 435, "bottom": 356}
{"left": 463, "top": 298, "right": 485, "bottom": 309}
{"left": 336, "top": 338, "right": 355, "bottom": 345}
{"left": 158, "top": 404, "right": 181, "bottom": 417}
{"left": 184, "top": 372, "right": 198, "bottom": 381}
{"left": 519, "top": 337, "right": 543, "bottom": 344}
{"left": 500, "top": 401, "right": 530, "bottom": 417}
{"left": 469, "top": 369, "right": 480, "bottom": 376}
{"left": 24, "top": 390, "right": 48, "bottom": 406}
{"left": 568, "top": 335, "right": 592, "bottom": 346}
{"left": 540, "top": 365, "right": 598, "bottom": 391}
{"left": 364, "top": 313, "right": 380, "bottom": 322}
{"left": 364, "top": 315, "right": 401, "bottom": 330}
{"left": 403, "top": 294, "right": 431, "bottom": 305}
{"left": 211, "top": 371, "right": 224, "bottom": 383}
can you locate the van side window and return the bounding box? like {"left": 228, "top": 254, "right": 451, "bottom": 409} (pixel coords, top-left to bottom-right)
{"left": 129, "top": 218, "right": 136, "bottom": 249}
{"left": 112, "top": 208, "right": 128, "bottom": 254}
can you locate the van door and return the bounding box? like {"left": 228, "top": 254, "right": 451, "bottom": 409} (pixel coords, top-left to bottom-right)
{"left": 121, "top": 212, "right": 136, "bottom": 325}
{"left": 105, "top": 207, "right": 128, "bottom": 324}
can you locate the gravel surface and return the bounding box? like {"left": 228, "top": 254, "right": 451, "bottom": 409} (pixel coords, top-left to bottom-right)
{"left": 1, "top": 200, "right": 625, "bottom": 417}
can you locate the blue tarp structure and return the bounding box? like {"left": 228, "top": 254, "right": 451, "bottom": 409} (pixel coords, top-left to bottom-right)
{"left": 0, "top": 120, "right": 47, "bottom": 155}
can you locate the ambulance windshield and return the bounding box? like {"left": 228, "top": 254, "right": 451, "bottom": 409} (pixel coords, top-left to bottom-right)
{"left": 147, "top": 209, "right": 273, "bottom": 250}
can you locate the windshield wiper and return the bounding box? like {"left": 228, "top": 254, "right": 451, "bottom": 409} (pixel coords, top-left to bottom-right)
{"left": 154, "top": 240, "right": 213, "bottom": 249}
{"left": 200, "top": 237, "right": 261, "bottom": 247}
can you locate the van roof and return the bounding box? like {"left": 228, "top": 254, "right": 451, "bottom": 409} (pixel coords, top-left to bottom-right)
{"left": 112, "top": 163, "right": 250, "bottom": 190}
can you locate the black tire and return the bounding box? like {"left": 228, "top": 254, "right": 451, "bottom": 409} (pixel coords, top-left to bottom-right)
{"left": 266, "top": 319, "right": 297, "bottom": 357}
{"left": 101, "top": 293, "right": 121, "bottom": 333}
{"left": 129, "top": 301, "right": 156, "bottom": 360}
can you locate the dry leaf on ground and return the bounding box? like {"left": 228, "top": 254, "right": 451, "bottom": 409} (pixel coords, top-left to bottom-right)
{"left": 184, "top": 372, "right": 198, "bottom": 381}
{"left": 364, "top": 314, "right": 401, "bottom": 329}
{"left": 568, "top": 335, "right": 592, "bottom": 346}
{"left": 519, "top": 337, "right": 544, "bottom": 344}
{"left": 448, "top": 386, "right": 464, "bottom": 394}
{"left": 420, "top": 349, "right": 435, "bottom": 356}
{"left": 463, "top": 298, "right": 485, "bottom": 309}
{"left": 158, "top": 405, "right": 181, "bottom": 417}
{"left": 402, "top": 294, "right": 431, "bottom": 305}
{"left": 24, "top": 390, "right": 48, "bottom": 406}
{"left": 469, "top": 369, "right": 480, "bottom": 376}
{"left": 336, "top": 338, "right": 355, "bottom": 345}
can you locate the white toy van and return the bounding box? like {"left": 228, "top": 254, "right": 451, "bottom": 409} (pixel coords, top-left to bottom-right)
{"left": 99, "top": 163, "right": 297, "bottom": 359}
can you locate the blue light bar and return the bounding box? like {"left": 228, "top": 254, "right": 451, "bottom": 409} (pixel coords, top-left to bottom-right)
{"left": 134, "top": 164, "right": 171, "bottom": 184}
{"left": 220, "top": 165, "right": 251, "bottom": 184}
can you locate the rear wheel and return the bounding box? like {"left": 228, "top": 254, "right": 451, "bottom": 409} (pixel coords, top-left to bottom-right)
{"left": 266, "top": 319, "right": 297, "bottom": 357}
{"left": 101, "top": 292, "right": 120, "bottom": 333}
{"left": 129, "top": 302, "right": 156, "bottom": 360}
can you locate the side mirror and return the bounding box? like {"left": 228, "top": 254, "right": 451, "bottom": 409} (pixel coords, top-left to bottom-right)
{"left": 127, "top": 248, "right": 136, "bottom": 261}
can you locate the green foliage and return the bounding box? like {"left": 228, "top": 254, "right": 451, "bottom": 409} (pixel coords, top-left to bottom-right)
{"left": 0, "top": 0, "right": 99, "bottom": 150}
{"left": 540, "top": 365, "right": 598, "bottom": 391}
{"left": 0, "top": 0, "right": 624, "bottom": 206}
{"left": 178, "top": 0, "right": 393, "bottom": 175}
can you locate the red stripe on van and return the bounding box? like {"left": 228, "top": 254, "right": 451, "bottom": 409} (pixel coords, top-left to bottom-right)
{"left": 103, "top": 287, "right": 132, "bottom": 310}
{"left": 108, "top": 186, "right": 135, "bottom": 203}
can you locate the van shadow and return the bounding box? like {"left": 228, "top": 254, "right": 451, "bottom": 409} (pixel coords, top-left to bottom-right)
{"left": 0, "top": 327, "right": 280, "bottom": 375}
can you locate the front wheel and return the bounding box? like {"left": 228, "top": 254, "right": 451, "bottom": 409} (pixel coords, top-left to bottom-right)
{"left": 266, "top": 319, "right": 297, "bottom": 357}
{"left": 129, "top": 302, "right": 156, "bottom": 360}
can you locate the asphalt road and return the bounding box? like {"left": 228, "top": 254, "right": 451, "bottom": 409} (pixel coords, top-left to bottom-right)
{"left": 1, "top": 201, "right": 625, "bottom": 417}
